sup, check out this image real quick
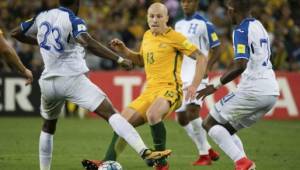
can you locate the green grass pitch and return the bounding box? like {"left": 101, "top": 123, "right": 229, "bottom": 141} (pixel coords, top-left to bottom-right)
{"left": 0, "top": 117, "right": 299, "bottom": 170}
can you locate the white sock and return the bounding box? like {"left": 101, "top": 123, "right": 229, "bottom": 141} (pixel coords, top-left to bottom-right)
{"left": 183, "top": 123, "right": 200, "bottom": 151}
{"left": 109, "top": 113, "right": 147, "bottom": 155}
{"left": 208, "top": 125, "right": 245, "bottom": 162}
{"left": 190, "top": 118, "right": 211, "bottom": 155}
{"left": 39, "top": 131, "right": 53, "bottom": 170}
{"left": 232, "top": 134, "right": 246, "bottom": 156}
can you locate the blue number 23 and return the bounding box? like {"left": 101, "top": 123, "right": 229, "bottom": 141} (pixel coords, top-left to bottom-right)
{"left": 39, "top": 21, "right": 64, "bottom": 52}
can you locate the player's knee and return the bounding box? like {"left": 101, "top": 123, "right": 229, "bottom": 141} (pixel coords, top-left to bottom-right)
{"left": 94, "top": 99, "right": 116, "bottom": 120}
{"left": 146, "top": 111, "right": 162, "bottom": 124}
{"left": 186, "top": 104, "right": 200, "bottom": 120}
{"left": 202, "top": 121, "right": 209, "bottom": 132}
{"left": 177, "top": 112, "right": 189, "bottom": 126}
{"left": 202, "top": 118, "right": 212, "bottom": 132}
{"left": 42, "top": 119, "right": 57, "bottom": 134}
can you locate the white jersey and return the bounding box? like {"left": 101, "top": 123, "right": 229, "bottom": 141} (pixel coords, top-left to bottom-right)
{"left": 21, "top": 7, "right": 89, "bottom": 79}
{"left": 232, "top": 18, "right": 279, "bottom": 96}
{"left": 175, "top": 13, "right": 220, "bottom": 84}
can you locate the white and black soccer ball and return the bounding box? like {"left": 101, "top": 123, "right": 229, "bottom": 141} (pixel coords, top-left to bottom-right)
{"left": 98, "top": 161, "right": 122, "bottom": 170}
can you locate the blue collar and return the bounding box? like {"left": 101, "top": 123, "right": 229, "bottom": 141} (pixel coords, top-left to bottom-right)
{"left": 58, "top": 6, "right": 75, "bottom": 15}
{"left": 184, "top": 13, "right": 197, "bottom": 21}
{"left": 239, "top": 18, "right": 255, "bottom": 26}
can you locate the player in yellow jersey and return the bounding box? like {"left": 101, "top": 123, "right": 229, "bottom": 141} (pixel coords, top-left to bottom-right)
{"left": 0, "top": 29, "right": 33, "bottom": 85}
{"left": 82, "top": 3, "right": 207, "bottom": 170}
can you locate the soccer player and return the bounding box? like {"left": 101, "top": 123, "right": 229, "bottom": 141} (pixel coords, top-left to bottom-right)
{"left": 174, "top": 0, "right": 221, "bottom": 165}
{"left": 83, "top": 2, "right": 208, "bottom": 170}
{"left": 196, "top": 0, "right": 279, "bottom": 170}
{"left": 0, "top": 29, "right": 33, "bottom": 85}
{"left": 11, "top": 0, "right": 171, "bottom": 170}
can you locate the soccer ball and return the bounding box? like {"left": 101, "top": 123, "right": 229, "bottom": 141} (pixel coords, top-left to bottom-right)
{"left": 98, "top": 161, "right": 122, "bottom": 170}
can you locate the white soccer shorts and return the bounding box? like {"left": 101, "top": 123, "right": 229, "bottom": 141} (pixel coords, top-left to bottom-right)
{"left": 210, "top": 91, "right": 277, "bottom": 130}
{"left": 175, "top": 78, "right": 209, "bottom": 112}
{"left": 39, "top": 74, "right": 106, "bottom": 120}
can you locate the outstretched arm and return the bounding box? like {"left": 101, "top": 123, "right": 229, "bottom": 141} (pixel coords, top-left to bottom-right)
{"left": 0, "top": 33, "right": 33, "bottom": 85}
{"left": 219, "top": 58, "right": 248, "bottom": 85}
{"left": 109, "top": 38, "right": 144, "bottom": 66}
{"left": 11, "top": 26, "right": 38, "bottom": 45}
{"left": 76, "top": 33, "right": 133, "bottom": 70}
{"left": 196, "top": 58, "right": 248, "bottom": 99}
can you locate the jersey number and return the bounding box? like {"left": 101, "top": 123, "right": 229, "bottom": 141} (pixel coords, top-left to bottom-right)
{"left": 260, "top": 38, "right": 270, "bottom": 66}
{"left": 40, "top": 22, "right": 64, "bottom": 52}
{"left": 147, "top": 52, "right": 155, "bottom": 64}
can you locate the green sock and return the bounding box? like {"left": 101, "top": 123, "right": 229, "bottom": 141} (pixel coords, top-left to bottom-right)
{"left": 150, "top": 121, "right": 167, "bottom": 165}
{"left": 103, "top": 132, "right": 127, "bottom": 161}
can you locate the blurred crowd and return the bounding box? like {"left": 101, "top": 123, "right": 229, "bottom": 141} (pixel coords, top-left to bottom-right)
{"left": 0, "top": 0, "right": 299, "bottom": 73}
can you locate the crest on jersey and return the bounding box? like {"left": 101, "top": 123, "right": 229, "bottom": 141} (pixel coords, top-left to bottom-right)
{"left": 77, "top": 24, "right": 87, "bottom": 32}
{"left": 237, "top": 44, "right": 246, "bottom": 54}
{"left": 211, "top": 32, "right": 218, "bottom": 42}
{"left": 182, "top": 40, "right": 193, "bottom": 49}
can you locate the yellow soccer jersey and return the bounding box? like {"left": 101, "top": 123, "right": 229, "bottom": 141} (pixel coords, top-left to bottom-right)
{"left": 140, "top": 27, "right": 197, "bottom": 88}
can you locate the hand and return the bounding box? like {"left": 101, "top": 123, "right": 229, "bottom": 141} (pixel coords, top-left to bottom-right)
{"left": 109, "top": 38, "right": 126, "bottom": 53}
{"left": 119, "top": 59, "right": 134, "bottom": 70}
{"left": 22, "top": 68, "right": 33, "bottom": 86}
{"left": 196, "top": 84, "right": 217, "bottom": 100}
{"left": 185, "top": 85, "right": 197, "bottom": 101}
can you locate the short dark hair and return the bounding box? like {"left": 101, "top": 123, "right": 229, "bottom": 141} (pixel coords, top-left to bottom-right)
{"left": 232, "top": 0, "right": 251, "bottom": 12}
{"left": 59, "top": 0, "right": 78, "bottom": 7}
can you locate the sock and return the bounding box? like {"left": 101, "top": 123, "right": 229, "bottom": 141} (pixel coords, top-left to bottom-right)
{"left": 190, "top": 118, "right": 211, "bottom": 155}
{"left": 150, "top": 121, "right": 167, "bottom": 165}
{"left": 104, "top": 132, "right": 127, "bottom": 161}
{"left": 39, "top": 131, "right": 53, "bottom": 170}
{"left": 208, "top": 125, "right": 245, "bottom": 162}
{"left": 183, "top": 123, "right": 203, "bottom": 153}
{"left": 232, "top": 134, "right": 246, "bottom": 156}
{"left": 108, "top": 113, "right": 146, "bottom": 155}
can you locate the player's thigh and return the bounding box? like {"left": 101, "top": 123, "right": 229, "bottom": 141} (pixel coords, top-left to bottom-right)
{"left": 121, "top": 107, "right": 145, "bottom": 127}
{"left": 146, "top": 86, "right": 182, "bottom": 120}
{"left": 146, "top": 97, "right": 171, "bottom": 124}
{"left": 211, "top": 92, "right": 277, "bottom": 130}
{"left": 236, "top": 95, "right": 277, "bottom": 130}
{"left": 39, "top": 78, "right": 65, "bottom": 120}
{"left": 66, "top": 75, "right": 107, "bottom": 112}
{"left": 209, "top": 92, "right": 239, "bottom": 125}
{"left": 40, "top": 95, "right": 65, "bottom": 120}
{"left": 127, "top": 91, "right": 153, "bottom": 121}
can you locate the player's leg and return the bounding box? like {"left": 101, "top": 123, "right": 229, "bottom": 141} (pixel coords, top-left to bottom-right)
{"left": 185, "top": 103, "right": 220, "bottom": 165}
{"left": 202, "top": 93, "right": 277, "bottom": 169}
{"left": 68, "top": 75, "right": 171, "bottom": 164}
{"left": 39, "top": 119, "right": 57, "bottom": 170}
{"left": 203, "top": 115, "right": 244, "bottom": 162}
{"left": 38, "top": 78, "right": 65, "bottom": 170}
{"left": 202, "top": 93, "right": 246, "bottom": 163}
{"left": 103, "top": 107, "right": 146, "bottom": 161}
{"left": 146, "top": 97, "right": 171, "bottom": 168}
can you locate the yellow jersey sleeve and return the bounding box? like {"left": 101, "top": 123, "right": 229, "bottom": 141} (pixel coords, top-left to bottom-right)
{"left": 171, "top": 31, "right": 197, "bottom": 56}
{"left": 0, "top": 29, "right": 3, "bottom": 34}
